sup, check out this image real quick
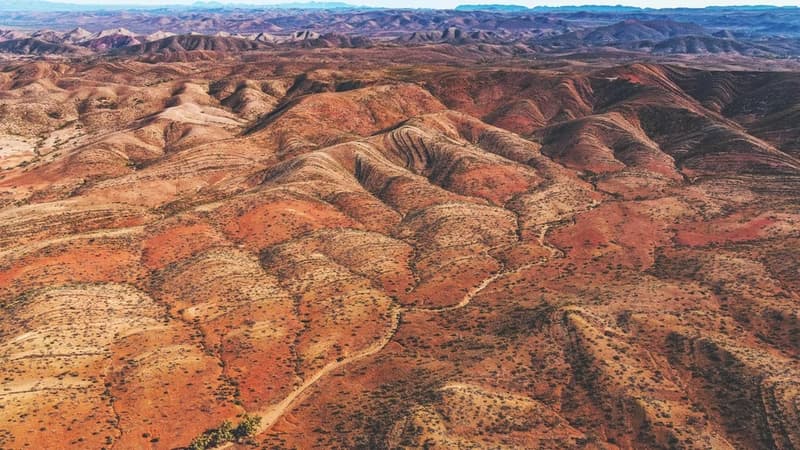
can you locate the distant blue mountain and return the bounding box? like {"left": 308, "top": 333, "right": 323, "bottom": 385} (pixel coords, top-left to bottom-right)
{"left": 455, "top": 4, "right": 800, "bottom": 13}
{"left": 0, "top": 0, "right": 370, "bottom": 12}
{"left": 454, "top": 4, "right": 529, "bottom": 12}
{"left": 529, "top": 4, "right": 644, "bottom": 12}
{"left": 456, "top": 4, "right": 645, "bottom": 12}
{"left": 0, "top": 0, "right": 89, "bottom": 11}
{"left": 191, "top": 1, "right": 368, "bottom": 9}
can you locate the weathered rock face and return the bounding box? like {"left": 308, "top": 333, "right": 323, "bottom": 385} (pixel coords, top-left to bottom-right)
{"left": 1, "top": 50, "right": 799, "bottom": 450}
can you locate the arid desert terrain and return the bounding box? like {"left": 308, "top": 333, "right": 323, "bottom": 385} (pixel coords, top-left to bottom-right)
{"left": 1, "top": 3, "right": 800, "bottom": 450}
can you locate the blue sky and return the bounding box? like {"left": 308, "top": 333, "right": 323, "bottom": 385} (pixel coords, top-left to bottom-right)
{"left": 56, "top": 0, "right": 800, "bottom": 9}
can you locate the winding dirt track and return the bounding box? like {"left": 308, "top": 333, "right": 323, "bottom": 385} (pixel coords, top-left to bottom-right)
{"left": 251, "top": 308, "right": 402, "bottom": 435}
{"left": 224, "top": 223, "right": 567, "bottom": 445}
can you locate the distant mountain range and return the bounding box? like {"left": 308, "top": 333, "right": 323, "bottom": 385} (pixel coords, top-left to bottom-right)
{"left": 456, "top": 4, "right": 800, "bottom": 12}
{"left": 456, "top": 4, "right": 643, "bottom": 12}
{"left": 3, "top": 1, "right": 800, "bottom": 13}
{"left": 0, "top": 0, "right": 370, "bottom": 12}
{"left": 1, "top": 2, "right": 799, "bottom": 60}
{"left": 1, "top": 15, "right": 799, "bottom": 59}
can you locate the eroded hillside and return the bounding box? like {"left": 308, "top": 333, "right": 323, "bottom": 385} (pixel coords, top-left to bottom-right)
{"left": 1, "top": 51, "right": 799, "bottom": 449}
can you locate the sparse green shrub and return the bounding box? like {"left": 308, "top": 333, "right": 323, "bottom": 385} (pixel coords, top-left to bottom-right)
{"left": 234, "top": 414, "right": 262, "bottom": 439}
{"left": 188, "top": 415, "right": 261, "bottom": 449}
{"left": 210, "top": 420, "right": 234, "bottom": 446}
{"left": 187, "top": 433, "right": 211, "bottom": 450}
{"left": 187, "top": 420, "right": 233, "bottom": 450}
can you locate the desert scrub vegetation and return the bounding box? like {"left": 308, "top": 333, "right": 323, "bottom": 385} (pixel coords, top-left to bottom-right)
{"left": 187, "top": 414, "right": 261, "bottom": 449}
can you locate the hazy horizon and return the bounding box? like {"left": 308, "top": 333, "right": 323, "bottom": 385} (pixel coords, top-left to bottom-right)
{"left": 12, "top": 0, "right": 800, "bottom": 10}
